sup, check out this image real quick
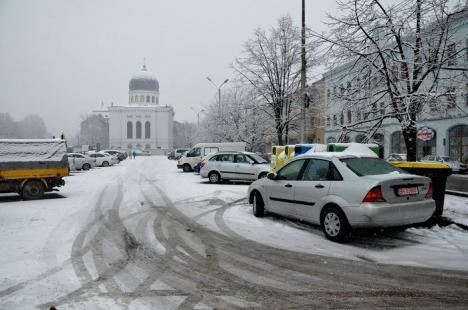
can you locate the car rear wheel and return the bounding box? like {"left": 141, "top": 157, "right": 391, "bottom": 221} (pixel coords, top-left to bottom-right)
{"left": 252, "top": 191, "right": 265, "bottom": 217}
{"left": 82, "top": 163, "right": 91, "bottom": 170}
{"left": 102, "top": 161, "right": 109, "bottom": 167}
{"left": 208, "top": 171, "right": 221, "bottom": 184}
{"left": 21, "top": 180, "right": 45, "bottom": 200}
{"left": 321, "top": 206, "right": 350, "bottom": 243}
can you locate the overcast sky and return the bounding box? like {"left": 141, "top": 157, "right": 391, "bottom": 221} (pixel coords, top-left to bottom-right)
{"left": 0, "top": 0, "right": 336, "bottom": 137}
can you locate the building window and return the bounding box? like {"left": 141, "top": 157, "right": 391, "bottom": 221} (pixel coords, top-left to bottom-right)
{"left": 447, "top": 43, "right": 456, "bottom": 66}
{"left": 347, "top": 110, "right": 352, "bottom": 124}
{"left": 140, "top": 95, "right": 144, "bottom": 102}
{"left": 146, "top": 96, "right": 150, "bottom": 103}
{"left": 447, "top": 87, "right": 456, "bottom": 109}
{"left": 326, "top": 116, "right": 330, "bottom": 127}
{"left": 380, "top": 102, "right": 385, "bottom": 115}
{"left": 145, "top": 121, "right": 151, "bottom": 139}
{"left": 127, "top": 121, "right": 133, "bottom": 139}
{"left": 136, "top": 121, "right": 142, "bottom": 139}
{"left": 449, "top": 125, "right": 468, "bottom": 163}
{"left": 333, "top": 115, "right": 337, "bottom": 126}
{"left": 356, "top": 110, "right": 361, "bottom": 121}
{"left": 391, "top": 131, "right": 406, "bottom": 154}
{"left": 152, "top": 96, "right": 155, "bottom": 103}
{"left": 340, "top": 112, "right": 344, "bottom": 125}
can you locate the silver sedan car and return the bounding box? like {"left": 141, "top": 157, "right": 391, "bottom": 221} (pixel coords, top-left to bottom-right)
{"left": 248, "top": 152, "right": 435, "bottom": 242}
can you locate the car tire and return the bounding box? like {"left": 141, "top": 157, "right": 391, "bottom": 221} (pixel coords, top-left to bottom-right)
{"left": 208, "top": 171, "right": 221, "bottom": 184}
{"left": 102, "top": 161, "right": 109, "bottom": 167}
{"left": 182, "top": 164, "right": 192, "bottom": 172}
{"left": 252, "top": 191, "right": 265, "bottom": 217}
{"left": 21, "top": 180, "right": 45, "bottom": 200}
{"left": 258, "top": 172, "right": 268, "bottom": 179}
{"left": 321, "top": 206, "right": 350, "bottom": 243}
{"left": 82, "top": 163, "right": 91, "bottom": 170}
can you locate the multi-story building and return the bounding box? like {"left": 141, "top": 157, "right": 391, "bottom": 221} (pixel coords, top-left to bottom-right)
{"left": 323, "top": 9, "right": 468, "bottom": 162}
{"left": 95, "top": 64, "right": 174, "bottom": 154}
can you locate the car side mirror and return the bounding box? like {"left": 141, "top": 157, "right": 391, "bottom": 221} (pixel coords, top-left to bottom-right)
{"left": 267, "top": 172, "right": 277, "bottom": 180}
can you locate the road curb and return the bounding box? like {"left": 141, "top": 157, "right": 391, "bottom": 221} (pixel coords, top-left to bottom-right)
{"left": 446, "top": 190, "right": 468, "bottom": 198}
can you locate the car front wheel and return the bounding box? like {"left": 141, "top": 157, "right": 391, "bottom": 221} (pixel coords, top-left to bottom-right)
{"left": 82, "top": 163, "right": 91, "bottom": 170}
{"left": 102, "top": 161, "right": 109, "bottom": 167}
{"left": 252, "top": 191, "right": 265, "bottom": 217}
{"left": 182, "top": 164, "right": 191, "bottom": 172}
{"left": 321, "top": 206, "right": 350, "bottom": 243}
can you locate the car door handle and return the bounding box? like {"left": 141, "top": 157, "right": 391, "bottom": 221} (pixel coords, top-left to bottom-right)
{"left": 285, "top": 184, "right": 293, "bottom": 188}
{"left": 315, "top": 184, "right": 325, "bottom": 189}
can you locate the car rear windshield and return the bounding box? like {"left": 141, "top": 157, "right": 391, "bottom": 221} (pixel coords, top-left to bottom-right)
{"left": 341, "top": 157, "right": 407, "bottom": 176}
{"left": 248, "top": 153, "right": 268, "bottom": 164}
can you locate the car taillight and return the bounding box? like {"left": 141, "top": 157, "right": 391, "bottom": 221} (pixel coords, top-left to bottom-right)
{"left": 363, "top": 186, "right": 386, "bottom": 203}
{"left": 425, "top": 183, "right": 433, "bottom": 199}
{"left": 200, "top": 162, "right": 206, "bottom": 169}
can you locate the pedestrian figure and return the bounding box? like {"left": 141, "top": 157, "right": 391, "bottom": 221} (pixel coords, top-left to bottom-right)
{"left": 133, "top": 151, "right": 136, "bottom": 159}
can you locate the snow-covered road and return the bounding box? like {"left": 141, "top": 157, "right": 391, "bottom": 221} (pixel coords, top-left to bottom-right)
{"left": 1, "top": 156, "right": 468, "bottom": 309}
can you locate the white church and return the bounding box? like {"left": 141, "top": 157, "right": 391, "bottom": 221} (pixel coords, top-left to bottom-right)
{"left": 101, "top": 64, "right": 174, "bottom": 154}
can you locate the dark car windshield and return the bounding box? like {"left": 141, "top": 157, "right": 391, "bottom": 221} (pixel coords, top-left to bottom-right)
{"left": 341, "top": 157, "right": 407, "bottom": 176}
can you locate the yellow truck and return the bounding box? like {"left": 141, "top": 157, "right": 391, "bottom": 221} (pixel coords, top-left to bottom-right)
{"left": 0, "top": 139, "right": 69, "bottom": 200}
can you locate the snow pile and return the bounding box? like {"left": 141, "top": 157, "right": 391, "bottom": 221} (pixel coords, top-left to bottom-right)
{"left": 0, "top": 139, "right": 67, "bottom": 162}
{"left": 444, "top": 195, "right": 468, "bottom": 226}
{"left": 341, "top": 143, "right": 378, "bottom": 158}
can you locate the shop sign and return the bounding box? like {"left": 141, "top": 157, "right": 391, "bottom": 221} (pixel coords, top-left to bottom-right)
{"left": 417, "top": 128, "right": 434, "bottom": 141}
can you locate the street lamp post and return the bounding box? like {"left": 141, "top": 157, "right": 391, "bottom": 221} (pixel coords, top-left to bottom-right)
{"left": 206, "top": 77, "right": 229, "bottom": 112}
{"left": 191, "top": 107, "right": 205, "bottom": 128}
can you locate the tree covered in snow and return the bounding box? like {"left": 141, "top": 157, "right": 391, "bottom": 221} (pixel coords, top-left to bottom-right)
{"left": 79, "top": 114, "right": 109, "bottom": 149}
{"left": 0, "top": 113, "right": 50, "bottom": 139}
{"left": 173, "top": 121, "right": 197, "bottom": 148}
{"left": 233, "top": 16, "right": 313, "bottom": 146}
{"left": 199, "top": 85, "right": 272, "bottom": 152}
{"left": 314, "top": 0, "right": 467, "bottom": 161}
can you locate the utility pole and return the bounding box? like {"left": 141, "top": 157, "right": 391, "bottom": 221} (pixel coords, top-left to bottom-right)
{"left": 300, "top": 0, "right": 307, "bottom": 143}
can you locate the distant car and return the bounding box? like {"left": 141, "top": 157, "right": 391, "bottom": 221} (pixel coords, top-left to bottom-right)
{"left": 168, "top": 148, "right": 190, "bottom": 160}
{"left": 421, "top": 155, "right": 467, "bottom": 174}
{"left": 248, "top": 152, "right": 435, "bottom": 242}
{"left": 88, "top": 153, "right": 114, "bottom": 167}
{"left": 67, "top": 153, "right": 96, "bottom": 170}
{"left": 132, "top": 149, "right": 151, "bottom": 156}
{"left": 200, "top": 151, "right": 270, "bottom": 183}
{"left": 99, "top": 151, "right": 120, "bottom": 165}
{"left": 101, "top": 149, "right": 126, "bottom": 161}
{"left": 386, "top": 153, "right": 407, "bottom": 161}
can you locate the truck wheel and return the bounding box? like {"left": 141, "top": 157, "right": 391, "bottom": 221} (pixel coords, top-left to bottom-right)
{"left": 21, "top": 180, "right": 45, "bottom": 200}
{"left": 102, "top": 161, "right": 109, "bottom": 167}
{"left": 182, "top": 164, "right": 192, "bottom": 172}
{"left": 82, "top": 163, "right": 91, "bottom": 170}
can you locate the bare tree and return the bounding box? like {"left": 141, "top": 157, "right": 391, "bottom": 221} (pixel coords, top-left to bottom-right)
{"left": 233, "top": 16, "right": 313, "bottom": 145}
{"left": 314, "top": 0, "right": 467, "bottom": 160}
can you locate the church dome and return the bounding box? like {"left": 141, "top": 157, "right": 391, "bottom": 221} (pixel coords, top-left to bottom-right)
{"left": 129, "top": 65, "right": 159, "bottom": 92}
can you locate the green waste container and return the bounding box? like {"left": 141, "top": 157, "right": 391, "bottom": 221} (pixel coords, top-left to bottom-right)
{"left": 390, "top": 161, "right": 452, "bottom": 218}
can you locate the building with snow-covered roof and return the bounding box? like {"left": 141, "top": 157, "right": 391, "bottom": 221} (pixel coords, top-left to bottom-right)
{"left": 96, "top": 64, "right": 173, "bottom": 153}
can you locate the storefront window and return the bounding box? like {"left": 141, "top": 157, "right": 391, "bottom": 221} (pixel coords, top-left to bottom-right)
{"left": 449, "top": 125, "right": 468, "bottom": 163}
{"left": 391, "top": 131, "right": 406, "bottom": 154}
{"left": 416, "top": 128, "right": 436, "bottom": 159}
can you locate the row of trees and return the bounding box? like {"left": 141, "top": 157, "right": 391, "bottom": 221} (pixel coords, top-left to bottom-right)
{"left": 191, "top": 0, "right": 466, "bottom": 160}
{"left": 0, "top": 113, "right": 50, "bottom": 139}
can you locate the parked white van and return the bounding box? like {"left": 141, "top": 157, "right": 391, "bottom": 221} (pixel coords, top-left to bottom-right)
{"left": 177, "top": 142, "right": 246, "bottom": 172}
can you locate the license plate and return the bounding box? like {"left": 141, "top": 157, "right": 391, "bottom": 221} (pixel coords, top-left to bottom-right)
{"left": 397, "top": 187, "right": 418, "bottom": 196}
